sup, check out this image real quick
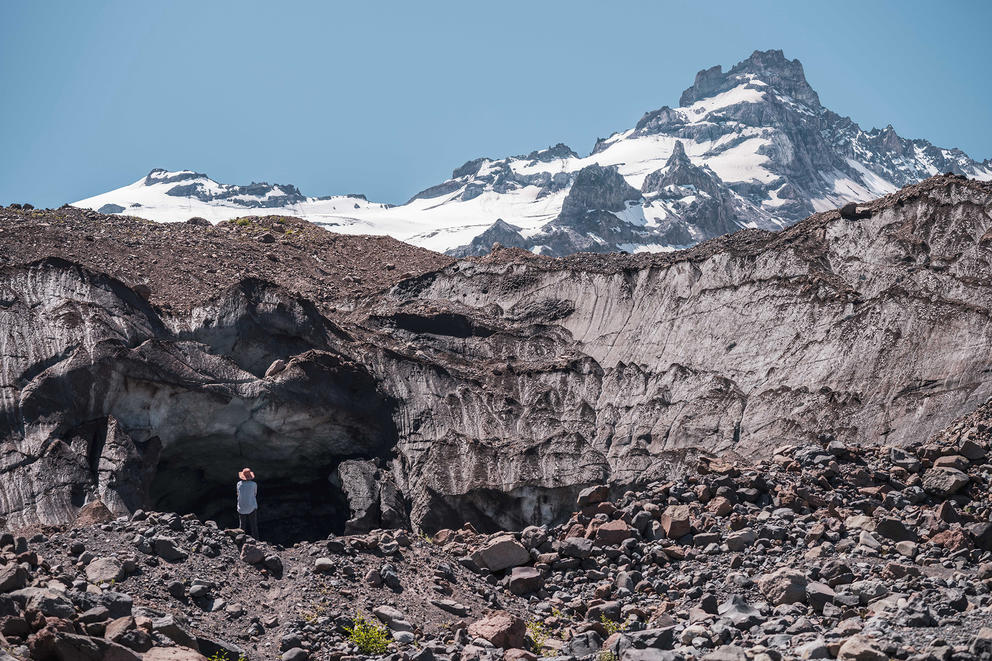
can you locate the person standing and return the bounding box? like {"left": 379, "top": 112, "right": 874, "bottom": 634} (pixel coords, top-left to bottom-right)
{"left": 237, "top": 467, "right": 259, "bottom": 539}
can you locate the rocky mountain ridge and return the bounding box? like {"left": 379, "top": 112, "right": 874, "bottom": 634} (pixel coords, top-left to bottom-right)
{"left": 71, "top": 51, "right": 992, "bottom": 256}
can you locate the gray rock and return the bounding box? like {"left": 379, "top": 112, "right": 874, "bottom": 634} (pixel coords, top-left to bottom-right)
{"left": 874, "top": 517, "right": 916, "bottom": 542}
{"left": 922, "top": 467, "right": 969, "bottom": 496}
{"left": 152, "top": 614, "right": 199, "bottom": 651}
{"left": 0, "top": 565, "right": 28, "bottom": 593}
{"left": 559, "top": 536, "right": 595, "bottom": 559}
{"left": 717, "top": 595, "right": 763, "bottom": 629}
{"left": 85, "top": 557, "right": 124, "bottom": 584}
{"left": 806, "top": 581, "right": 836, "bottom": 613}
{"left": 563, "top": 630, "right": 603, "bottom": 657}
{"left": 725, "top": 528, "right": 755, "bottom": 552}
{"left": 152, "top": 536, "right": 187, "bottom": 562}
{"left": 374, "top": 604, "right": 413, "bottom": 631}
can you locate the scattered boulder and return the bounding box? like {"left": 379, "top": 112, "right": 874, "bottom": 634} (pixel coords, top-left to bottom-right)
{"left": 508, "top": 566, "right": 543, "bottom": 595}
{"left": 837, "top": 635, "right": 887, "bottom": 661}
{"left": 467, "top": 612, "right": 525, "bottom": 649}
{"left": 471, "top": 535, "right": 530, "bottom": 571}
{"left": 922, "top": 467, "right": 969, "bottom": 496}
{"left": 577, "top": 485, "right": 609, "bottom": 507}
{"left": 153, "top": 537, "right": 188, "bottom": 562}
{"left": 661, "top": 505, "right": 691, "bottom": 539}
{"left": 85, "top": 557, "right": 124, "bottom": 584}
{"left": 758, "top": 567, "right": 807, "bottom": 605}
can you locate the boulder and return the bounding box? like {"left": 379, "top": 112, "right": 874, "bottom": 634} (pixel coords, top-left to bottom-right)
{"left": 806, "top": 582, "right": 836, "bottom": 613}
{"left": 471, "top": 535, "right": 530, "bottom": 571}
{"left": 595, "top": 519, "right": 635, "bottom": 546}
{"left": 971, "top": 627, "right": 992, "bottom": 658}
{"left": 467, "top": 612, "right": 526, "bottom": 649}
{"left": 874, "top": 517, "right": 916, "bottom": 542}
{"left": 717, "top": 595, "right": 763, "bottom": 629}
{"left": 563, "top": 630, "right": 603, "bottom": 657}
{"left": 74, "top": 500, "right": 116, "bottom": 526}
{"left": 758, "top": 567, "right": 807, "bottom": 605}
{"left": 508, "top": 566, "right": 543, "bottom": 595}
{"left": 559, "top": 536, "right": 595, "bottom": 558}
{"left": 28, "top": 630, "right": 141, "bottom": 661}
{"left": 240, "top": 544, "right": 264, "bottom": 564}
{"left": 153, "top": 536, "right": 187, "bottom": 562}
{"left": 0, "top": 565, "right": 27, "bottom": 593}
{"left": 837, "top": 635, "right": 887, "bottom": 661}
{"left": 660, "top": 505, "right": 691, "bottom": 539}
{"left": 708, "top": 496, "right": 733, "bottom": 516}
{"left": 577, "top": 485, "right": 609, "bottom": 507}
{"left": 725, "top": 529, "right": 755, "bottom": 552}
{"left": 922, "top": 467, "right": 969, "bottom": 496}
{"left": 373, "top": 605, "right": 413, "bottom": 631}
{"left": 520, "top": 526, "right": 548, "bottom": 550}
{"left": 86, "top": 557, "right": 124, "bottom": 584}
{"left": 152, "top": 615, "right": 199, "bottom": 651}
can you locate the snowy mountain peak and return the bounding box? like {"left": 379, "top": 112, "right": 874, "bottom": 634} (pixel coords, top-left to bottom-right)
{"left": 74, "top": 50, "right": 991, "bottom": 257}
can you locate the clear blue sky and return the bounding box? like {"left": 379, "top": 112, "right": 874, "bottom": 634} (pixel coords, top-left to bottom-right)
{"left": 1, "top": 0, "right": 989, "bottom": 208}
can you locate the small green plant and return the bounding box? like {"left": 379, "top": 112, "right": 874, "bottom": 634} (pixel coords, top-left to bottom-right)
{"left": 598, "top": 652, "right": 619, "bottom": 661}
{"left": 206, "top": 652, "right": 247, "bottom": 661}
{"left": 600, "top": 613, "right": 628, "bottom": 636}
{"left": 344, "top": 612, "right": 391, "bottom": 655}
{"left": 526, "top": 620, "right": 552, "bottom": 654}
{"left": 234, "top": 217, "right": 254, "bottom": 227}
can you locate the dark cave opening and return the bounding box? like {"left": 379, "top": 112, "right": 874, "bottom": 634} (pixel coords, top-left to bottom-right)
{"left": 148, "top": 439, "right": 353, "bottom": 546}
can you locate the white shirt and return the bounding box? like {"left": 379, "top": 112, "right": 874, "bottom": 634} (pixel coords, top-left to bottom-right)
{"left": 237, "top": 480, "right": 257, "bottom": 514}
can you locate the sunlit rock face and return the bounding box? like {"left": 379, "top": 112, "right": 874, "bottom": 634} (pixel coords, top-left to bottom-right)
{"left": 3, "top": 175, "right": 992, "bottom": 537}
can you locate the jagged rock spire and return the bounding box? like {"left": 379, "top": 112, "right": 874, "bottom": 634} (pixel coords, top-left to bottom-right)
{"left": 665, "top": 140, "right": 692, "bottom": 170}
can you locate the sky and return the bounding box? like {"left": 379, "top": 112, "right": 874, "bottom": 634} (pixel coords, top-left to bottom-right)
{"left": 1, "top": 0, "right": 990, "bottom": 208}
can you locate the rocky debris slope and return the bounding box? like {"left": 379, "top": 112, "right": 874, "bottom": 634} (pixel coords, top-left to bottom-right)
{"left": 3, "top": 175, "right": 992, "bottom": 537}
{"left": 0, "top": 507, "right": 527, "bottom": 661}
{"left": 0, "top": 208, "right": 452, "bottom": 309}
{"left": 5, "top": 402, "right": 992, "bottom": 660}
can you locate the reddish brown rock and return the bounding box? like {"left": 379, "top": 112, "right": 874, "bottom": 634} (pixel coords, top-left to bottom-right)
{"left": 595, "top": 519, "right": 635, "bottom": 546}
{"left": 707, "top": 496, "right": 733, "bottom": 516}
{"left": 661, "top": 505, "right": 691, "bottom": 539}
{"left": 73, "top": 500, "right": 116, "bottom": 527}
{"left": 930, "top": 529, "right": 971, "bottom": 552}
{"left": 467, "top": 612, "right": 526, "bottom": 649}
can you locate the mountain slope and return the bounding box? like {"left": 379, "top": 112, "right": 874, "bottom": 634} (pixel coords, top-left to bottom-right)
{"left": 73, "top": 50, "right": 992, "bottom": 256}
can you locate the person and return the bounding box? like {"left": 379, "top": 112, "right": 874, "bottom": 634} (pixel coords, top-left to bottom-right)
{"left": 237, "top": 467, "right": 259, "bottom": 539}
